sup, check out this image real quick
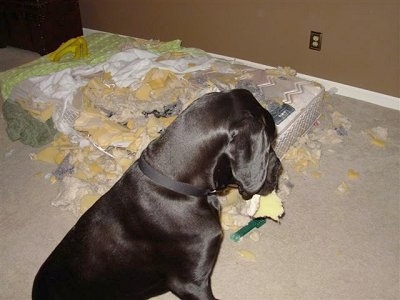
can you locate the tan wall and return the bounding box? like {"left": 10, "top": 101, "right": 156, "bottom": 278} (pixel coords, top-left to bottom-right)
{"left": 80, "top": 0, "right": 400, "bottom": 98}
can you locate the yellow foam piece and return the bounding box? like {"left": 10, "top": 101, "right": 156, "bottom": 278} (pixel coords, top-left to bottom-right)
{"left": 220, "top": 213, "right": 235, "bottom": 230}
{"left": 224, "top": 188, "right": 242, "bottom": 207}
{"left": 116, "top": 157, "right": 134, "bottom": 171}
{"left": 144, "top": 68, "right": 177, "bottom": 89}
{"left": 54, "top": 151, "right": 69, "bottom": 165}
{"left": 135, "top": 83, "right": 152, "bottom": 101}
{"left": 127, "top": 127, "right": 146, "bottom": 153}
{"left": 32, "top": 134, "right": 76, "bottom": 164}
{"left": 285, "top": 146, "right": 319, "bottom": 173}
{"left": 310, "top": 171, "right": 322, "bottom": 179}
{"left": 49, "top": 175, "right": 58, "bottom": 184}
{"left": 32, "top": 147, "right": 67, "bottom": 164}
{"left": 370, "top": 137, "right": 386, "bottom": 148}
{"left": 159, "top": 116, "right": 176, "bottom": 127}
{"left": 79, "top": 194, "right": 101, "bottom": 214}
{"left": 73, "top": 170, "right": 88, "bottom": 181}
{"left": 74, "top": 110, "right": 105, "bottom": 129}
{"left": 52, "top": 134, "right": 73, "bottom": 147}
{"left": 135, "top": 68, "right": 178, "bottom": 100}
{"left": 74, "top": 111, "right": 136, "bottom": 148}
{"left": 17, "top": 100, "right": 55, "bottom": 122}
{"left": 237, "top": 249, "right": 256, "bottom": 261}
{"left": 253, "top": 191, "right": 284, "bottom": 221}
{"left": 126, "top": 119, "right": 135, "bottom": 130}
{"left": 88, "top": 162, "right": 103, "bottom": 174}
{"left": 365, "top": 127, "right": 388, "bottom": 148}
{"left": 347, "top": 169, "right": 360, "bottom": 180}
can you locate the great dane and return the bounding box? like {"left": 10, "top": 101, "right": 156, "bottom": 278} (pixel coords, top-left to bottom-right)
{"left": 32, "top": 89, "right": 282, "bottom": 299}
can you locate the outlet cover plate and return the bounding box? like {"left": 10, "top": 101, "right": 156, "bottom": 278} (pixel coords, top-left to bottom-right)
{"left": 309, "top": 31, "right": 322, "bottom": 51}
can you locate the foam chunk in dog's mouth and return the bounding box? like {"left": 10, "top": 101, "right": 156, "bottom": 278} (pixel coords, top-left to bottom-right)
{"left": 250, "top": 191, "right": 284, "bottom": 221}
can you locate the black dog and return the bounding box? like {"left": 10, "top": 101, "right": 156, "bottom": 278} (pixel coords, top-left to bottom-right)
{"left": 32, "top": 89, "right": 282, "bottom": 300}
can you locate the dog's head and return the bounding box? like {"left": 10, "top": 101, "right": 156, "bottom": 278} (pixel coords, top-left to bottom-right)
{"left": 224, "top": 89, "right": 283, "bottom": 199}
{"left": 147, "top": 89, "right": 282, "bottom": 199}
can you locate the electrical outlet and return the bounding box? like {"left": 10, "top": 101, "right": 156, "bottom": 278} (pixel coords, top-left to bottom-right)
{"left": 309, "top": 31, "right": 322, "bottom": 51}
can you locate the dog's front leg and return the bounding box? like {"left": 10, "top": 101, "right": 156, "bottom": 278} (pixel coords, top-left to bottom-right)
{"left": 169, "top": 279, "right": 218, "bottom": 300}
{"left": 167, "top": 229, "right": 222, "bottom": 300}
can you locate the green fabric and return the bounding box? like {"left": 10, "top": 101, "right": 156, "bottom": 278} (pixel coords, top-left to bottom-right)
{"left": 2, "top": 100, "right": 58, "bottom": 147}
{"left": 0, "top": 33, "right": 135, "bottom": 100}
{"left": 143, "top": 39, "right": 205, "bottom": 56}
{"left": 0, "top": 33, "right": 206, "bottom": 101}
{"left": 0, "top": 32, "right": 206, "bottom": 147}
{"left": 146, "top": 39, "right": 183, "bottom": 53}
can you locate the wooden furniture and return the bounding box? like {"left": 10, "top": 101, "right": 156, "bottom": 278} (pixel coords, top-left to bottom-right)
{"left": 2, "top": 0, "right": 83, "bottom": 55}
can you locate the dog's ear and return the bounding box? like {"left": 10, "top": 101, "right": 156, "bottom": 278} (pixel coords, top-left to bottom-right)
{"left": 227, "top": 113, "right": 270, "bottom": 199}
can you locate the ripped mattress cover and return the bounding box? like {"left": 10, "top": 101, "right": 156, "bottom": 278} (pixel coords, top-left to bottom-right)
{"left": 3, "top": 35, "right": 324, "bottom": 157}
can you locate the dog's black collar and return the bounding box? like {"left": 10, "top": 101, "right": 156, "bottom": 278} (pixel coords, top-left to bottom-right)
{"left": 138, "top": 156, "right": 216, "bottom": 197}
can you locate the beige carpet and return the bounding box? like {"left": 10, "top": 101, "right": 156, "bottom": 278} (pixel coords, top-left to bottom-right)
{"left": 1, "top": 46, "right": 399, "bottom": 300}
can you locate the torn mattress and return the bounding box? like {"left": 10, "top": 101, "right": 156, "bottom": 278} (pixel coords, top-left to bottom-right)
{"left": 1, "top": 32, "right": 324, "bottom": 222}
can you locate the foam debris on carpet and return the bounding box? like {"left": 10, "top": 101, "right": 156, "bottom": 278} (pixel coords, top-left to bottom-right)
{"left": 283, "top": 100, "right": 352, "bottom": 177}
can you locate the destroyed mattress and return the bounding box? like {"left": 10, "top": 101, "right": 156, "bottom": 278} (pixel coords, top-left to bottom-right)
{"left": 0, "top": 32, "right": 324, "bottom": 214}
{"left": 260, "top": 75, "right": 325, "bottom": 157}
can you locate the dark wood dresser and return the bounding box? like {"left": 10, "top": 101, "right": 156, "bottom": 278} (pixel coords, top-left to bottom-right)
{"left": 1, "top": 0, "right": 83, "bottom": 55}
